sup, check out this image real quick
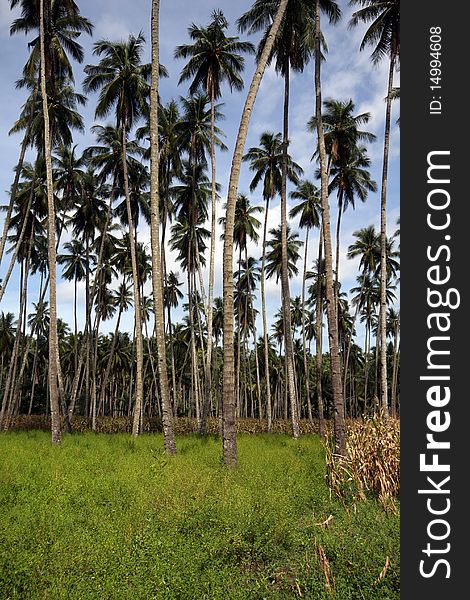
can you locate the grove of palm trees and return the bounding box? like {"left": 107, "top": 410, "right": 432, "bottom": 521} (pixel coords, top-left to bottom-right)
{"left": 0, "top": 1, "right": 400, "bottom": 598}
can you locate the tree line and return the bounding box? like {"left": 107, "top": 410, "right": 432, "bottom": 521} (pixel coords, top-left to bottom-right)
{"left": 0, "top": 0, "right": 400, "bottom": 467}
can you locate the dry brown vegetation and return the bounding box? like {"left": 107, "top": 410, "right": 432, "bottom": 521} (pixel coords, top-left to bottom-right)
{"left": 325, "top": 415, "right": 400, "bottom": 509}
{"left": 8, "top": 415, "right": 323, "bottom": 435}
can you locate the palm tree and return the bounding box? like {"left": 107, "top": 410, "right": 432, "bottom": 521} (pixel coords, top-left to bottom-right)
{"left": 83, "top": 33, "right": 150, "bottom": 436}
{"left": 164, "top": 271, "right": 183, "bottom": 412}
{"left": 98, "top": 281, "right": 133, "bottom": 418}
{"left": 265, "top": 225, "right": 303, "bottom": 283}
{"left": 236, "top": 256, "right": 262, "bottom": 416}
{"left": 0, "top": 82, "right": 86, "bottom": 303}
{"left": 243, "top": 131, "right": 302, "bottom": 431}
{"left": 309, "top": 98, "right": 376, "bottom": 311}
{"left": 349, "top": 0, "right": 400, "bottom": 417}
{"left": 231, "top": 194, "right": 262, "bottom": 418}
{"left": 238, "top": 0, "right": 318, "bottom": 440}
{"left": 176, "top": 12, "right": 254, "bottom": 435}
{"left": 1, "top": 0, "right": 92, "bottom": 269}
{"left": 328, "top": 145, "right": 377, "bottom": 313}
{"left": 387, "top": 307, "right": 400, "bottom": 417}
{"left": 39, "top": 0, "right": 60, "bottom": 443}
{"left": 57, "top": 239, "right": 86, "bottom": 371}
{"left": 221, "top": 0, "right": 289, "bottom": 467}
{"left": 289, "top": 180, "right": 321, "bottom": 422}
{"left": 312, "top": 0, "right": 345, "bottom": 455}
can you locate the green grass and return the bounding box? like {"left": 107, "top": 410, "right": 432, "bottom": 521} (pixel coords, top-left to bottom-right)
{"left": 0, "top": 432, "right": 399, "bottom": 599}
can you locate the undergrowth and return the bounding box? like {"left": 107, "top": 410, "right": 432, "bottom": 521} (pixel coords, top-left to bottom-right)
{"left": 0, "top": 432, "right": 399, "bottom": 599}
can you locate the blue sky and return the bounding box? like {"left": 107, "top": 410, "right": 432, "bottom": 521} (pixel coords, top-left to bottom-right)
{"left": 0, "top": 0, "right": 399, "bottom": 344}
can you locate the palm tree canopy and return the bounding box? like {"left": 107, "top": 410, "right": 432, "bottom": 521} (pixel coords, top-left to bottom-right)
{"left": 349, "top": 0, "right": 400, "bottom": 64}
{"left": 179, "top": 93, "right": 227, "bottom": 163}
{"left": 243, "top": 131, "right": 303, "bottom": 200}
{"left": 289, "top": 180, "right": 321, "bottom": 230}
{"left": 327, "top": 146, "right": 377, "bottom": 213}
{"left": 308, "top": 98, "right": 376, "bottom": 163}
{"left": 265, "top": 224, "right": 303, "bottom": 282}
{"left": 9, "top": 0, "right": 93, "bottom": 81}
{"left": 238, "top": 0, "right": 340, "bottom": 75}
{"left": 175, "top": 9, "right": 255, "bottom": 99}
{"left": 83, "top": 33, "right": 150, "bottom": 129}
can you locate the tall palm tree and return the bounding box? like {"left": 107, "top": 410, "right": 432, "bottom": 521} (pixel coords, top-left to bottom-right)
{"left": 309, "top": 98, "right": 376, "bottom": 311}
{"left": 98, "top": 281, "right": 132, "bottom": 418}
{"left": 289, "top": 180, "right": 321, "bottom": 422}
{"left": 328, "top": 145, "right": 377, "bottom": 313}
{"left": 164, "top": 271, "right": 183, "bottom": 413}
{"left": 243, "top": 131, "right": 302, "bottom": 431}
{"left": 238, "top": 0, "right": 319, "bottom": 440}
{"left": 265, "top": 225, "right": 302, "bottom": 423}
{"left": 265, "top": 225, "right": 303, "bottom": 283}
{"left": 150, "top": 0, "right": 176, "bottom": 454}
{"left": 39, "top": 0, "right": 60, "bottom": 443}
{"left": 235, "top": 256, "right": 262, "bottom": 416}
{"left": 175, "top": 12, "right": 254, "bottom": 435}
{"left": 221, "top": 0, "right": 289, "bottom": 467}
{"left": 57, "top": 239, "right": 86, "bottom": 371}
{"left": 313, "top": 0, "right": 345, "bottom": 455}
{"left": 0, "top": 82, "right": 86, "bottom": 303}
{"left": 231, "top": 194, "right": 262, "bottom": 418}
{"left": 349, "top": 0, "right": 400, "bottom": 417}
{"left": 83, "top": 33, "right": 150, "bottom": 436}
{"left": 1, "top": 0, "right": 92, "bottom": 270}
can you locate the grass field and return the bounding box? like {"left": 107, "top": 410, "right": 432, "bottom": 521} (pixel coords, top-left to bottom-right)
{"left": 0, "top": 432, "right": 399, "bottom": 599}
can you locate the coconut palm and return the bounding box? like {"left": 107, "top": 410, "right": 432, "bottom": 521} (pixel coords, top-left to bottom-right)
{"left": 312, "top": 0, "right": 345, "bottom": 455}
{"left": 328, "top": 145, "right": 377, "bottom": 311}
{"left": 265, "top": 225, "right": 303, "bottom": 283}
{"left": 221, "top": 0, "right": 289, "bottom": 467}
{"left": 1, "top": 0, "right": 92, "bottom": 269}
{"left": 239, "top": 0, "right": 322, "bottom": 438}
{"left": 349, "top": 0, "right": 400, "bottom": 417}
{"left": 309, "top": 97, "right": 376, "bottom": 312}
{"left": 38, "top": 0, "right": 60, "bottom": 443}
{"left": 57, "top": 239, "right": 86, "bottom": 370}
{"left": 289, "top": 180, "right": 321, "bottom": 422}
{"left": 83, "top": 33, "right": 150, "bottom": 436}
{"left": 243, "top": 131, "right": 302, "bottom": 431}
{"left": 228, "top": 194, "right": 262, "bottom": 417}
{"left": 10, "top": 79, "right": 86, "bottom": 151}
{"left": 176, "top": 12, "right": 255, "bottom": 433}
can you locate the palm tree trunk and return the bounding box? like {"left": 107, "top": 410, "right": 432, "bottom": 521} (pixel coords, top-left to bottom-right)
{"left": 301, "top": 228, "right": 312, "bottom": 421}
{"left": 261, "top": 194, "right": 272, "bottom": 431}
{"left": 379, "top": 53, "right": 396, "bottom": 418}
{"left": 121, "top": 123, "right": 144, "bottom": 437}
{"left": 364, "top": 318, "right": 370, "bottom": 409}
{"left": 222, "top": 0, "right": 288, "bottom": 467}
{"left": 200, "top": 83, "right": 217, "bottom": 436}
{"left": 149, "top": 0, "right": 177, "bottom": 451}
{"left": 391, "top": 336, "right": 400, "bottom": 418}
{"left": 314, "top": 0, "right": 345, "bottom": 455}
{"left": 1, "top": 256, "right": 29, "bottom": 429}
{"left": 166, "top": 302, "right": 178, "bottom": 415}
{"left": 235, "top": 245, "right": 242, "bottom": 418}
{"left": 40, "top": 0, "right": 60, "bottom": 445}
{"left": 85, "top": 237, "right": 91, "bottom": 418}
{"left": 280, "top": 64, "right": 299, "bottom": 440}
{"left": 334, "top": 191, "right": 343, "bottom": 321}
